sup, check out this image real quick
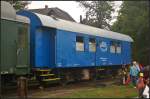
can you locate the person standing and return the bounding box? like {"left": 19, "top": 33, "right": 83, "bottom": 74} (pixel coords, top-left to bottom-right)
{"left": 142, "top": 78, "right": 150, "bottom": 98}
{"left": 135, "top": 62, "right": 140, "bottom": 72}
{"left": 130, "top": 61, "right": 139, "bottom": 88}
{"left": 136, "top": 73, "right": 145, "bottom": 98}
{"left": 139, "top": 64, "right": 144, "bottom": 73}
{"left": 122, "top": 65, "right": 127, "bottom": 85}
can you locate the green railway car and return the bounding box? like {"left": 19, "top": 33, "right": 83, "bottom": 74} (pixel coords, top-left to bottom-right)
{"left": 0, "top": 1, "right": 30, "bottom": 77}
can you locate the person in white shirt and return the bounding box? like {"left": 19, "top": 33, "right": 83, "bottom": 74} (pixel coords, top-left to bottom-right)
{"left": 133, "top": 61, "right": 140, "bottom": 72}
{"left": 143, "top": 78, "right": 150, "bottom": 98}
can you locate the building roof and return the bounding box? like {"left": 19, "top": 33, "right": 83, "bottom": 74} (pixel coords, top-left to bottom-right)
{"left": 34, "top": 12, "right": 133, "bottom": 42}
{"left": 29, "top": 7, "right": 75, "bottom": 22}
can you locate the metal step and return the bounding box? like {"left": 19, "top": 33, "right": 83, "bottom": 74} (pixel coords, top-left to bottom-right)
{"left": 42, "top": 78, "right": 60, "bottom": 82}
{"left": 35, "top": 69, "right": 51, "bottom": 72}
{"left": 40, "top": 74, "right": 54, "bottom": 77}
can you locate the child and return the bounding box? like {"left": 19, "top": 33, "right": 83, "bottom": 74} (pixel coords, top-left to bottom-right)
{"left": 125, "top": 73, "right": 131, "bottom": 85}
{"left": 122, "top": 66, "right": 127, "bottom": 85}
{"left": 136, "top": 73, "right": 145, "bottom": 98}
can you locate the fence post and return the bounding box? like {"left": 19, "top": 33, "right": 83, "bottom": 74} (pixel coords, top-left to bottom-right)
{"left": 17, "top": 76, "right": 28, "bottom": 98}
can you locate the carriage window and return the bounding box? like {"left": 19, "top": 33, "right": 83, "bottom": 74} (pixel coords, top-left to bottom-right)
{"left": 99, "top": 41, "right": 108, "bottom": 52}
{"left": 110, "top": 41, "right": 121, "bottom": 54}
{"left": 116, "top": 42, "right": 121, "bottom": 53}
{"left": 110, "top": 41, "right": 116, "bottom": 53}
{"left": 89, "top": 38, "right": 96, "bottom": 52}
{"left": 76, "top": 36, "right": 84, "bottom": 51}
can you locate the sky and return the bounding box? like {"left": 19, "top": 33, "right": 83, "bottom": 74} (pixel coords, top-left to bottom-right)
{"left": 27, "top": 1, "right": 122, "bottom": 24}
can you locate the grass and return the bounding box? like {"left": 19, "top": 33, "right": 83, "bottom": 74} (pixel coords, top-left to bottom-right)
{"left": 25, "top": 76, "right": 139, "bottom": 98}
{"left": 3, "top": 77, "right": 139, "bottom": 98}
{"left": 63, "top": 85, "right": 138, "bottom": 98}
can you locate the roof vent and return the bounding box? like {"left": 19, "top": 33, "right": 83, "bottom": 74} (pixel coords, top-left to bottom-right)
{"left": 51, "top": 15, "right": 58, "bottom": 20}
{"left": 45, "top": 5, "right": 48, "bottom": 9}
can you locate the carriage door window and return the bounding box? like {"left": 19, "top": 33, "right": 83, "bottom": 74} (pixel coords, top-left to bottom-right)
{"left": 76, "top": 36, "right": 84, "bottom": 51}
{"left": 18, "top": 24, "right": 27, "bottom": 48}
{"left": 17, "top": 24, "right": 28, "bottom": 56}
{"left": 116, "top": 42, "right": 121, "bottom": 53}
{"left": 110, "top": 41, "right": 116, "bottom": 53}
{"left": 89, "top": 38, "right": 96, "bottom": 52}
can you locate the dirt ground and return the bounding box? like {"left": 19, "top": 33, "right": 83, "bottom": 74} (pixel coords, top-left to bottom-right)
{"left": 1, "top": 78, "right": 138, "bottom": 98}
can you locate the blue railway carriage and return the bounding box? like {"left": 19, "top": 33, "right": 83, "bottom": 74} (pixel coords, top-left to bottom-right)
{"left": 17, "top": 10, "right": 133, "bottom": 82}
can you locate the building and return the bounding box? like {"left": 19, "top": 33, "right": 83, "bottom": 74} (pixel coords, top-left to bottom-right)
{"left": 29, "top": 5, "right": 75, "bottom": 22}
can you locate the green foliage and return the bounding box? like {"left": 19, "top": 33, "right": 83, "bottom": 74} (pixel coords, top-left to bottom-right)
{"left": 111, "top": 1, "right": 150, "bottom": 65}
{"left": 78, "top": 1, "right": 114, "bottom": 29}
{"left": 5, "top": 0, "right": 30, "bottom": 10}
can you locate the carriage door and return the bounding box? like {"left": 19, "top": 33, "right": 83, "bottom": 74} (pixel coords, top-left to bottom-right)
{"left": 96, "top": 38, "right": 108, "bottom": 66}
{"left": 16, "top": 23, "right": 29, "bottom": 75}
{"left": 95, "top": 38, "right": 100, "bottom": 66}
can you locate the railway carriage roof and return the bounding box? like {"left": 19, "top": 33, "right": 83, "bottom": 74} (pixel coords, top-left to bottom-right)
{"left": 34, "top": 12, "right": 133, "bottom": 42}
{"left": 1, "top": 1, "right": 30, "bottom": 24}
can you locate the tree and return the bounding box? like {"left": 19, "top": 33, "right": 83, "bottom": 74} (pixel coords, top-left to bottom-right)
{"left": 77, "top": 1, "right": 114, "bottom": 30}
{"left": 5, "top": 0, "right": 31, "bottom": 10}
{"left": 111, "top": 1, "right": 150, "bottom": 65}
